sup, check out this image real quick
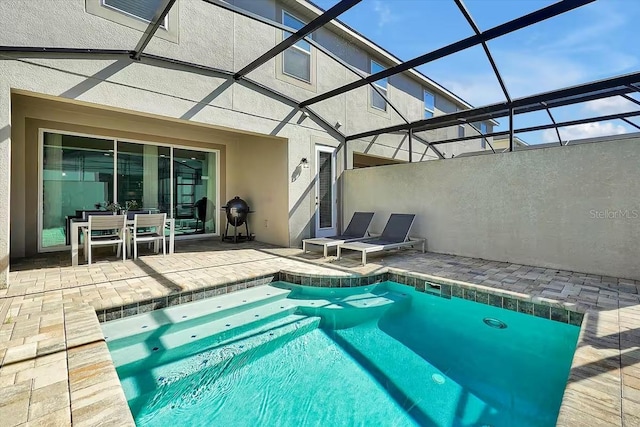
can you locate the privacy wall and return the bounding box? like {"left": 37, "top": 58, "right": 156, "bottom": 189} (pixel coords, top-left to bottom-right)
{"left": 344, "top": 136, "right": 640, "bottom": 280}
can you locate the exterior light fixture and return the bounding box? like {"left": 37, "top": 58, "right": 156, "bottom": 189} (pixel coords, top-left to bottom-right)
{"left": 335, "top": 121, "right": 342, "bottom": 129}
{"left": 300, "top": 158, "right": 309, "bottom": 169}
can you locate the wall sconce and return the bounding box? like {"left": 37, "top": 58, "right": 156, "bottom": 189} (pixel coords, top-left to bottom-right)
{"left": 300, "top": 157, "right": 309, "bottom": 169}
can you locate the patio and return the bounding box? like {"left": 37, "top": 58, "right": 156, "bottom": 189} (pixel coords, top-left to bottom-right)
{"left": 0, "top": 240, "right": 638, "bottom": 426}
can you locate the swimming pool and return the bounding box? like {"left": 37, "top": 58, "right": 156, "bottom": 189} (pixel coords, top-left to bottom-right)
{"left": 103, "top": 281, "right": 580, "bottom": 426}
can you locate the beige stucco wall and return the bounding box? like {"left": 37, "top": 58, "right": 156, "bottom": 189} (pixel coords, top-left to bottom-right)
{"left": 227, "top": 134, "right": 289, "bottom": 246}
{"left": 0, "top": 0, "right": 496, "bottom": 286}
{"left": 0, "top": 88, "right": 9, "bottom": 282}
{"left": 344, "top": 137, "right": 640, "bottom": 280}
{"left": 10, "top": 91, "right": 289, "bottom": 256}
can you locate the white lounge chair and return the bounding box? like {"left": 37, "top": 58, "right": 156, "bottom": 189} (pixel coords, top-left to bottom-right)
{"left": 337, "top": 213, "right": 425, "bottom": 265}
{"left": 302, "top": 212, "right": 375, "bottom": 257}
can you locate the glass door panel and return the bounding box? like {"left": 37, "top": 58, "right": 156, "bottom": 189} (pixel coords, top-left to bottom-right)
{"left": 173, "top": 148, "right": 217, "bottom": 235}
{"left": 41, "top": 133, "right": 114, "bottom": 249}
{"left": 40, "top": 132, "right": 220, "bottom": 252}
{"left": 315, "top": 146, "right": 336, "bottom": 237}
{"left": 117, "top": 141, "right": 171, "bottom": 214}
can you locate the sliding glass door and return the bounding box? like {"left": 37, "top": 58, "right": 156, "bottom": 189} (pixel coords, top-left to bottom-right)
{"left": 173, "top": 148, "right": 217, "bottom": 235}
{"left": 41, "top": 133, "right": 114, "bottom": 249}
{"left": 117, "top": 141, "right": 171, "bottom": 215}
{"left": 39, "top": 131, "right": 219, "bottom": 251}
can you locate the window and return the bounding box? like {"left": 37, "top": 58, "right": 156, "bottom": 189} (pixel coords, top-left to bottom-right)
{"left": 102, "top": 0, "right": 168, "bottom": 26}
{"left": 86, "top": 0, "right": 178, "bottom": 43}
{"left": 480, "top": 122, "right": 487, "bottom": 148}
{"left": 424, "top": 90, "right": 435, "bottom": 118}
{"left": 370, "top": 60, "right": 388, "bottom": 111}
{"left": 282, "top": 11, "right": 312, "bottom": 83}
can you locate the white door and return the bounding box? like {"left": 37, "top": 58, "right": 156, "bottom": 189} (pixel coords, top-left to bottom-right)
{"left": 315, "top": 145, "right": 337, "bottom": 237}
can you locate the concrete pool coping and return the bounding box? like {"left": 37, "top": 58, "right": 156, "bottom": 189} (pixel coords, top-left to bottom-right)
{"left": 0, "top": 245, "right": 638, "bottom": 426}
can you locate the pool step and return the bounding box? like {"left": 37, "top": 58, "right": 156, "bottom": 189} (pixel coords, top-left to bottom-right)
{"left": 103, "top": 284, "right": 291, "bottom": 346}
{"left": 293, "top": 288, "right": 411, "bottom": 328}
{"left": 110, "top": 298, "right": 302, "bottom": 370}
{"left": 293, "top": 288, "right": 410, "bottom": 310}
{"left": 120, "top": 314, "right": 321, "bottom": 410}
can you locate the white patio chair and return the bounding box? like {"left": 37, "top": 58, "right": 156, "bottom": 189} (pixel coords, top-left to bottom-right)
{"left": 130, "top": 213, "right": 167, "bottom": 259}
{"left": 83, "top": 214, "right": 127, "bottom": 264}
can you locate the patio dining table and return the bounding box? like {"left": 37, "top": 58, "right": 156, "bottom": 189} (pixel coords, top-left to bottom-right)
{"left": 70, "top": 218, "right": 175, "bottom": 266}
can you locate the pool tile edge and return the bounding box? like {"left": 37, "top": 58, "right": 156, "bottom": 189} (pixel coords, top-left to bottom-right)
{"left": 277, "top": 268, "right": 582, "bottom": 326}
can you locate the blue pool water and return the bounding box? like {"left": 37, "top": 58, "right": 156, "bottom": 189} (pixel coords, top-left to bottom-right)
{"left": 104, "top": 281, "right": 580, "bottom": 426}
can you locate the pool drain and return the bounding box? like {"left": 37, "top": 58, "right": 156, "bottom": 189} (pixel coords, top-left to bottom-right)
{"left": 432, "top": 374, "right": 445, "bottom": 385}
{"left": 483, "top": 317, "right": 507, "bottom": 329}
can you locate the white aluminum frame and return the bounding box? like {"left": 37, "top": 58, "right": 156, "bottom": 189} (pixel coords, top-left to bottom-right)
{"left": 370, "top": 59, "right": 388, "bottom": 112}
{"left": 314, "top": 145, "right": 337, "bottom": 238}
{"left": 424, "top": 89, "right": 435, "bottom": 118}
{"left": 281, "top": 10, "right": 312, "bottom": 83}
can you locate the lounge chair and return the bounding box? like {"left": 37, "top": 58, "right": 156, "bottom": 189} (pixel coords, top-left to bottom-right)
{"left": 302, "top": 212, "right": 375, "bottom": 257}
{"left": 337, "top": 213, "right": 425, "bottom": 265}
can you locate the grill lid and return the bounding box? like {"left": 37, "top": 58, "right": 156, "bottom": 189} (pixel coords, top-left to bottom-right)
{"left": 222, "top": 196, "right": 251, "bottom": 226}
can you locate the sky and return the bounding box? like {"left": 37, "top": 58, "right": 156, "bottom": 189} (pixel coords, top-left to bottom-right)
{"left": 312, "top": 0, "right": 640, "bottom": 144}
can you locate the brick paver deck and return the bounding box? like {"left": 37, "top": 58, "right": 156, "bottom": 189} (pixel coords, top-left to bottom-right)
{"left": 0, "top": 239, "right": 638, "bottom": 426}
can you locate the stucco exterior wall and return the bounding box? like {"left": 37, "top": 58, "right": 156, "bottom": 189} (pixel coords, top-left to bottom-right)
{"left": 0, "top": 88, "right": 10, "bottom": 284}
{"left": 0, "top": 0, "right": 496, "bottom": 286}
{"left": 10, "top": 91, "right": 298, "bottom": 254}
{"left": 343, "top": 137, "right": 640, "bottom": 280}
{"left": 227, "top": 134, "right": 290, "bottom": 246}
{"left": 0, "top": 0, "right": 487, "bottom": 159}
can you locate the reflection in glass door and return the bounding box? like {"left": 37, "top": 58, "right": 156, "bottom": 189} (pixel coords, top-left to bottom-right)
{"left": 41, "top": 133, "right": 114, "bottom": 249}
{"left": 315, "top": 145, "right": 336, "bottom": 238}
{"left": 117, "top": 142, "right": 171, "bottom": 215}
{"left": 40, "top": 131, "right": 219, "bottom": 251}
{"left": 173, "top": 148, "right": 217, "bottom": 235}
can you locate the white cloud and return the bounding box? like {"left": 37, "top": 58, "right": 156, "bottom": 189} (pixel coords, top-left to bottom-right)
{"left": 542, "top": 121, "right": 627, "bottom": 143}
{"left": 440, "top": 73, "right": 505, "bottom": 106}
{"left": 372, "top": 1, "right": 396, "bottom": 28}
{"left": 533, "top": 2, "right": 627, "bottom": 54}
{"left": 584, "top": 96, "right": 639, "bottom": 115}
{"left": 440, "top": 52, "right": 589, "bottom": 107}
{"left": 435, "top": 2, "right": 637, "bottom": 109}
